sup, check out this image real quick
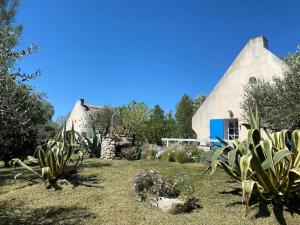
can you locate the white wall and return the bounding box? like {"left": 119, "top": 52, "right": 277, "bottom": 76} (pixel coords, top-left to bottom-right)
{"left": 66, "top": 100, "right": 88, "bottom": 134}
{"left": 192, "top": 36, "right": 289, "bottom": 139}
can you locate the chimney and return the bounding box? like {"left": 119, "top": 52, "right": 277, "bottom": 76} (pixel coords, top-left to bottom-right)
{"left": 80, "top": 99, "right": 84, "bottom": 106}
{"left": 250, "top": 36, "right": 268, "bottom": 49}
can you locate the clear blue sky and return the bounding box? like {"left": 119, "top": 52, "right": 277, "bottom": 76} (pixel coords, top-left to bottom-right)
{"left": 16, "top": 0, "right": 300, "bottom": 119}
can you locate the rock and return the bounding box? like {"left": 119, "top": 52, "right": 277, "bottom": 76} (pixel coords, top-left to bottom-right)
{"left": 151, "top": 197, "right": 189, "bottom": 214}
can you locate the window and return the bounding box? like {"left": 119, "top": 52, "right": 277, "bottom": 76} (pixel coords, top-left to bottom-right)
{"left": 228, "top": 119, "right": 239, "bottom": 140}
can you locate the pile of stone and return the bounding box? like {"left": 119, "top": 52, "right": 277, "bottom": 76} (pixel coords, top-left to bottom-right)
{"left": 101, "top": 135, "right": 133, "bottom": 160}
{"left": 101, "top": 137, "right": 116, "bottom": 160}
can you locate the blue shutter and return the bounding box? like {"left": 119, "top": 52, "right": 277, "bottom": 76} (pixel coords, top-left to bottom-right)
{"left": 210, "top": 119, "right": 224, "bottom": 139}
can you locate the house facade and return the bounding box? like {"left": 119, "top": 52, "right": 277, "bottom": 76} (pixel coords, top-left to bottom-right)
{"left": 66, "top": 99, "right": 104, "bottom": 134}
{"left": 192, "top": 36, "right": 289, "bottom": 140}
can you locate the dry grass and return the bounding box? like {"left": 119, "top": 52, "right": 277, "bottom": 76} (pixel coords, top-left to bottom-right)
{"left": 1, "top": 159, "right": 300, "bottom": 225}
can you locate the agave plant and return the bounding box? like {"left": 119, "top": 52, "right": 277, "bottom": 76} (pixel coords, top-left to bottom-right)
{"left": 81, "top": 125, "right": 102, "bottom": 158}
{"left": 210, "top": 110, "right": 300, "bottom": 215}
{"left": 12, "top": 125, "right": 83, "bottom": 189}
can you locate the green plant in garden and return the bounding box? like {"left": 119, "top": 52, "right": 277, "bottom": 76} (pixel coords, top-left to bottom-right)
{"left": 210, "top": 110, "right": 300, "bottom": 215}
{"left": 144, "top": 148, "right": 158, "bottom": 160}
{"left": 133, "top": 169, "right": 199, "bottom": 210}
{"left": 81, "top": 125, "right": 102, "bottom": 158}
{"left": 175, "top": 148, "right": 190, "bottom": 164}
{"left": 160, "top": 147, "right": 176, "bottom": 162}
{"left": 190, "top": 146, "right": 203, "bottom": 162}
{"left": 121, "top": 147, "right": 141, "bottom": 160}
{"left": 12, "top": 126, "right": 83, "bottom": 189}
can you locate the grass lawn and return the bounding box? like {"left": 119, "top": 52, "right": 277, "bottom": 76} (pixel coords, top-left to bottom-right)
{"left": 1, "top": 159, "right": 300, "bottom": 225}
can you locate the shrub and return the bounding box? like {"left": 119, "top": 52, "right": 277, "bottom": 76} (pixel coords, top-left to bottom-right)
{"left": 144, "top": 148, "right": 158, "bottom": 160}
{"left": 133, "top": 169, "right": 199, "bottom": 209}
{"left": 121, "top": 147, "right": 140, "bottom": 160}
{"left": 190, "top": 146, "right": 203, "bottom": 162}
{"left": 159, "top": 147, "right": 176, "bottom": 162}
{"left": 210, "top": 110, "right": 300, "bottom": 215}
{"left": 174, "top": 148, "right": 190, "bottom": 164}
{"left": 133, "top": 169, "right": 178, "bottom": 201}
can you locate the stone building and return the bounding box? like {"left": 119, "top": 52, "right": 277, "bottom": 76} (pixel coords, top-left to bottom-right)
{"left": 192, "top": 36, "right": 289, "bottom": 140}
{"left": 66, "top": 99, "right": 104, "bottom": 134}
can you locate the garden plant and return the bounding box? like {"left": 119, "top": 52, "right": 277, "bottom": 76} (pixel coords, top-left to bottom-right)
{"left": 12, "top": 125, "right": 84, "bottom": 189}
{"left": 210, "top": 110, "right": 300, "bottom": 215}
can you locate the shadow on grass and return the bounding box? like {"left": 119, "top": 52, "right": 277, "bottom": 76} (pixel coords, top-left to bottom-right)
{"left": 220, "top": 188, "right": 241, "bottom": 196}
{"left": 83, "top": 161, "right": 112, "bottom": 169}
{"left": 66, "top": 173, "right": 103, "bottom": 188}
{"left": 222, "top": 189, "right": 300, "bottom": 225}
{"left": 0, "top": 167, "right": 36, "bottom": 186}
{"left": 0, "top": 200, "right": 96, "bottom": 225}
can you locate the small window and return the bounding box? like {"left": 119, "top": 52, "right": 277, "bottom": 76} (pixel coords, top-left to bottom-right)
{"left": 227, "top": 119, "right": 239, "bottom": 140}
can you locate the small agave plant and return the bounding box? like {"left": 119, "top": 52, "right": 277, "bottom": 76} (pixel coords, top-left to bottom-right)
{"left": 210, "top": 110, "right": 300, "bottom": 215}
{"left": 12, "top": 125, "right": 83, "bottom": 189}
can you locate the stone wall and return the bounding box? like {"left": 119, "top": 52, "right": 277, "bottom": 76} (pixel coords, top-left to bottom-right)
{"left": 101, "top": 137, "right": 116, "bottom": 160}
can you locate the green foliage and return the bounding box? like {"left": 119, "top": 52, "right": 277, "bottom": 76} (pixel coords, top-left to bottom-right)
{"left": 12, "top": 126, "right": 83, "bottom": 189}
{"left": 175, "top": 94, "right": 196, "bottom": 138}
{"left": 192, "top": 94, "right": 206, "bottom": 113}
{"left": 0, "top": 0, "right": 54, "bottom": 165}
{"left": 144, "top": 148, "right": 158, "bottom": 160}
{"left": 164, "top": 111, "right": 179, "bottom": 138}
{"left": 145, "top": 105, "right": 166, "bottom": 145}
{"left": 121, "top": 147, "right": 141, "bottom": 160}
{"left": 241, "top": 47, "right": 300, "bottom": 131}
{"left": 85, "top": 106, "right": 114, "bottom": 136}
{"left": 81, "top": 125, "right": 101, "bottom": 158}
{"left": 174, "top": 148, "right": 190, "bottom": 164}
{"left": 190, "top": 146, "right": 204, "bottom": 163}
{"left": 159, "top": 147, "right": 176, "bottom": 162}
{"left": 114, "top": 100, "right": 149, "bottom": 145}
{"left": 133, "top": 169, "right": 179, "bottom": 201}
{"left": 133, "top": 169, "right": 199, "bottom": 209}
{"left": 210, "top": 110, "right": 300, "bottom": 215}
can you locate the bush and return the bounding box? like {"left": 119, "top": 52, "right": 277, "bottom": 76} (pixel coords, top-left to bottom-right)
{"left": 133, "top": 169, "right": 178, "bottom": 201}
{"left": 121, "top": 147, "right": 140, "bottom": 160}
{"left": 144, "top": 148, "right": 157, "bottom": 160}
{"left": 159, "top": 147, "right": 176, "bottom": 162}
{"left": 133, "top": 169, "right": 199, "bottom": 209}
{"left": 174, "top": 148, "right": 190, "bottom": 164}
{"left": 189, "top": 146, "right": 203, "bottom": 162}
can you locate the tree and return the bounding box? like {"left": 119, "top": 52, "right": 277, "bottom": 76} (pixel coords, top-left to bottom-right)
{"left": 145, "top": 105, "right": 166, "bottom": 145}
{"left": 175, "top": 94, "right": 196, "bottom": 138}
{"left": 114, "top": 100, "right": 149, "bottom": 145}
{"left": 193, "top": 94, "right": 206, "bottom": 113}
{"left": 164, "top": 111, "right": 179, "bottom": 138}
{"left": 0, "top": 0, "right": 54, "bottom": 166}
{"left": 55, "top": 112, "right": 71, "bottom": 128}
{"left": 84, "top": 106, "right": 114, "bottom": 136}
{"left": 241, "top": 47, "right": 300, "bottom": 131}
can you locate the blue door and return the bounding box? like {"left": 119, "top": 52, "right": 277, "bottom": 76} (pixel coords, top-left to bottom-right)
{"left": 210, "top": 119, "right": 224, "bottom": 139}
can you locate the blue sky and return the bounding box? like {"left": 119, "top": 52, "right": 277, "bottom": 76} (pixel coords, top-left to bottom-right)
{"left": 16, "top": 0, "right": 300, "bottom": 119}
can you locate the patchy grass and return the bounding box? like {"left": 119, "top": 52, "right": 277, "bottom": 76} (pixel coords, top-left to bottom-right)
{"left": 1, "top": 159, "right": 300, "bottom": 225}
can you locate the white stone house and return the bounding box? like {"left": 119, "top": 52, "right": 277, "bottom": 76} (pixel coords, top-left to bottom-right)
{"left": 66, "top": 99, "right": 104, "bottom": 134}
{"left": 192, "top": 36, "right": 289, "bottom": 140}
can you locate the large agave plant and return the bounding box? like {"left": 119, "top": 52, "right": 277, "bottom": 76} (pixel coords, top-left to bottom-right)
{"left": 12, "top": 125, "right": 83, "bottom": 189}
{"left": 210, "top": 110, "right": 300, "bottom": 214}
{"left": 81, "top": 125, "right": 102, "bottom": 158}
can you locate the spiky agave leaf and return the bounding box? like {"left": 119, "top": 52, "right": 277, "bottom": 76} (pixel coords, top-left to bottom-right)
{"left": 207, "top": 108, "right": 300, "bottom": 216}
